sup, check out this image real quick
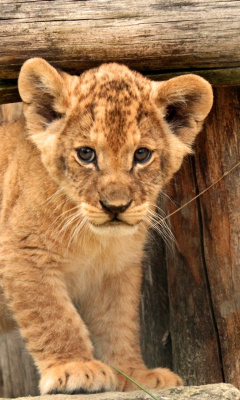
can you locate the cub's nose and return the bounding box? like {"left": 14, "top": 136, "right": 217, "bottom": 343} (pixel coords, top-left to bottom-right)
{"left": 100, "top": 199, "right": 132, "bottom": 215}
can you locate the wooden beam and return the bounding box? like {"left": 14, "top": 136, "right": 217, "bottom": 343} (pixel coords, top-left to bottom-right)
{"left": 0, "top": 81, "right": 20, "bottom": 105}
{"left": 0, "top": 0, "right": 240, "bottom": 79}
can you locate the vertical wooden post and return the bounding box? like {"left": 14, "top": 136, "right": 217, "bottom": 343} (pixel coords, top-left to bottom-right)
{"left": 165, "top": 86, "right": 240, "bottom": 388}
{"left": 165, "top": 157, "right": 223, "bottom": 385}
{"left": 195, "top": 87, "right": 240, "bottom": 388}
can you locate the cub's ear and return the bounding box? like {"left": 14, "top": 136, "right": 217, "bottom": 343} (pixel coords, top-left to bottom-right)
{"left": 152, "top": 74, "right": 213, "bottom": 148}
{"left": 18, "top": 58, "right": 69, "bottom": 132}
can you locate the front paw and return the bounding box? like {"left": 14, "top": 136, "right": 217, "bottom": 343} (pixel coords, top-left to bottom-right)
{"left": 123, "top": 367, "right": 183, "bottom": 391}
{"left": 39, "top": 360, "right": 117, "bottom": 394}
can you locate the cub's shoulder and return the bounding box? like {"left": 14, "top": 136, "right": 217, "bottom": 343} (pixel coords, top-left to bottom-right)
{"left": 0, "top": 118, "right": 38, "bottom": 179}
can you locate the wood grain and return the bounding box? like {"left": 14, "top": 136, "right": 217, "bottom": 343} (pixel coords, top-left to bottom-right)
{"left": 141, "top": 228, "right": 172, "bottom": 370}
{"left": 165, "top": 156, "right": 223, "bottom": 386}
{"left": 0, "top": 332, "right": 39, "bottom": 398}
{"left": 0, "top": 0, "right": 240, "bottom": 80}
{"left": 164, "top": 86, "right": 240, "bottom": 388}
{"left": 194, "top": 87, "right": 240, "bottom": 388}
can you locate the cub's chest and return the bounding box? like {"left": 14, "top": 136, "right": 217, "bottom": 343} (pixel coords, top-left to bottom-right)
{"left": 64, "top": 233, "right": 144, "bottom": 297}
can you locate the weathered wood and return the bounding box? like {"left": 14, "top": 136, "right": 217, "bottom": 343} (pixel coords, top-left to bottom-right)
{"left": 0, "top": 332, "right": 39, "bottom": 398}
{"left": 165, "top": 157, "right": 223, "bottom": 386}
{"left": 165, "top": 86, "right": 240, "bottom": 389}
{"left": 141, "top": 229, "right": 172, "bottom": 370}
{"left": 194, "top": 87, "right": 240, "bottom": 388}
{"left": 0, "top": 0, "right": 240, "bottom": 79}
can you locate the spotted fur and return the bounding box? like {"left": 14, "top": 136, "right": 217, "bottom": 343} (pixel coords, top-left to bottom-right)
{"left": 0, "top": 59, "right": 213, "bottom": 394}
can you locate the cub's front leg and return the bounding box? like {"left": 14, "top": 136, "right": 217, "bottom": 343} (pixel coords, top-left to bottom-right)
{"left": 2, "top": 256, "right": 117, "bottom": 394}
{"left": 80, "top": 263, "right": 183, "bottom": 391}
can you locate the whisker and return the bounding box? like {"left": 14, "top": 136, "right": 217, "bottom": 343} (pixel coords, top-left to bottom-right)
{"left": 47, "top": 206, "right": 78, "bottom": 234}
{"left": 40, "top": 188, "right": 64, "bottom": 206}
{"left": 159, "top": 191, "right": 179, "bottom": 207}
{"left": 141, "top": 218, "right": 159, "bottom": 245}
{"left": 47, "top": 205, "right": 81, "bottom": 245}
{"left": 148, "top": 213, "right": 174, "bottom": 242}
{"left": 67, "top": 216, "right": 88, "bottom": 252}
{"left": 67, "top": 212, "right": 86, "bottom": 245}
{"left": 148, "top": 202, "right": 167, "bottom": 217}
{"left": 54, "top": 209, "right": 82, "bottom": 243}
{"left": 146, "top": 209, "right": 176, "bottom": 249}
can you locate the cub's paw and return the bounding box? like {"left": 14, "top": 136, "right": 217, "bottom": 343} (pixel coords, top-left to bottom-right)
{"left": 39, "top": 360, "right": 117, "bottom": 394}
{"left": 123, "top": 367, "right": 183, "bottom": 391}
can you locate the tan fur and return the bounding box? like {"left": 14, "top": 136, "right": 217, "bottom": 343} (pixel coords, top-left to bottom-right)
{"left": 0, "top": 59, "right": 213, "bottom": 394}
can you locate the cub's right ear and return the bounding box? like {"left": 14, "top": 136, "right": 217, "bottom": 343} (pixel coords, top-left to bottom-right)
{"left": 18, "top": 58, "right": 69, "bottom": 132}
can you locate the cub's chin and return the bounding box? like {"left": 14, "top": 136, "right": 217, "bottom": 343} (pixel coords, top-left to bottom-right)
{"left": 88, "top": 220, "right": 139, "bottom": 237}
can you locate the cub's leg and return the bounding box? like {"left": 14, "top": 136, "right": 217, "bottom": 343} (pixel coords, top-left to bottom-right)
{"left": 79, "top": 263, "right": 183, "bottom": 391}
{"left": 2, "top": 256, "right": 117, "bottom": 394}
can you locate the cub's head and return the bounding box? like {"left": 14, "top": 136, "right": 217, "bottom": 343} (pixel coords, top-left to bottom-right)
{"left": 18, "top": 58, "right": 213, "bottom": 236}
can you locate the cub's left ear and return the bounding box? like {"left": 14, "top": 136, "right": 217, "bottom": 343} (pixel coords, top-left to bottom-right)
{"left": 152, "top": 74, "right": 213, "bottom": 147}
{"left": 18, "top": 58, "right": 69, "bottom": 133}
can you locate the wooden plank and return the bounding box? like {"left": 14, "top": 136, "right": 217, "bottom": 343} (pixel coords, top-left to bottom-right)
{"left": 194, "top": 86, "right": 240, "bottom": 388}
{"left": 0, "top": 0, "right": 240, "bottom": 79}
{"left": 0, "top": 332, "right": 39, "bottom": 398}
{"left": 141, "top": 228, "right": 172, "bottom": 370}
{"left": 164, "top": 86, "right": 240, "bottom": 389}
{"left": 164, "top": 156, "right": 223, "bottom": 386}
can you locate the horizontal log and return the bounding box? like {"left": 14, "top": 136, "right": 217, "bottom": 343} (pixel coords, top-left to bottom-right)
{"left": 0, "top": 0, "right": 240, "bottom": 80}
{"left": 1, "top": 67, "right": 240, "bottom": 105}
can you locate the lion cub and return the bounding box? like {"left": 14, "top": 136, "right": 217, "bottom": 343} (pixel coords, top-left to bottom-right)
{"left": 0, "top": 59, "right": 213, "bottom": 394}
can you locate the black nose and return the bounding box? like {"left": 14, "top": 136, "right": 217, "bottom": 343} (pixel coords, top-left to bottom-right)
{"left": 100, "top": 199, "right": 132, "bottom": 215}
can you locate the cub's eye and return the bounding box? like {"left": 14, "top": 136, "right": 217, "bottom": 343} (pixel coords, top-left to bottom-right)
{"left": 134, "top": 148, "right": 152, "bottom": 164}
{"left": 76, "top": 147, "right": 96, "bottom": 163}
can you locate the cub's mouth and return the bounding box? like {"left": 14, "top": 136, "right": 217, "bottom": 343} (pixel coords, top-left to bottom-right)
{"left": 89, "top": 214, "right": 138, "bottom": 229}
{"left": 88, "top": 219, "right": 139, "bottom": 237}
{"left": 80, "top": 201, "right": 148, "bottom": 236}
{"left": 102, "top": 219, "right": 128, "bottom": 227}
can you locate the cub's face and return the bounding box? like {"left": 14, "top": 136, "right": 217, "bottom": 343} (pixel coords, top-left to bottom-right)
{"left": 19, "top": 59, "right": 213, "bottom": 235}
